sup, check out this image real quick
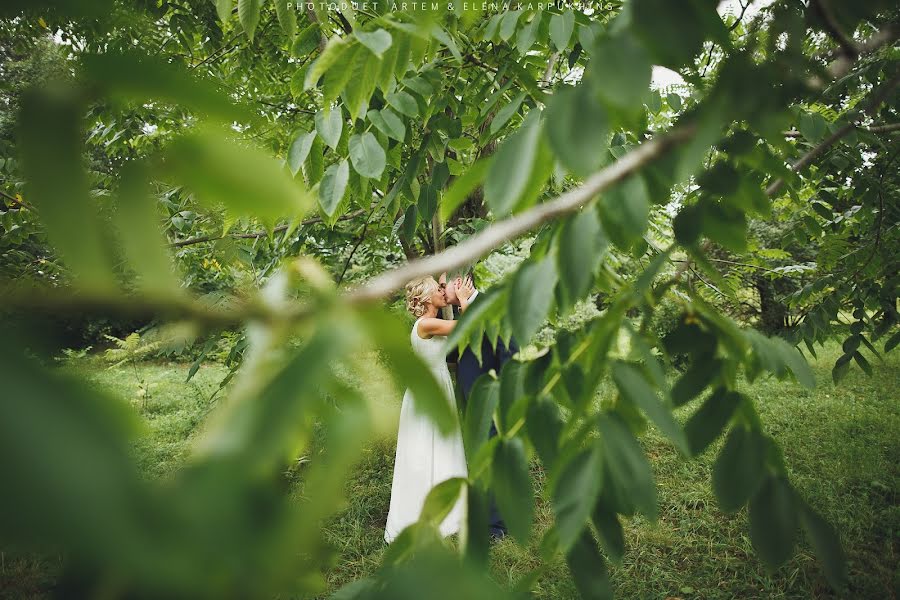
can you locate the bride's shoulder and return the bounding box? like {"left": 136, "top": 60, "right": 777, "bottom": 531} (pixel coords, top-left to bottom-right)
{"left": 414, "top": 316, "right": 444, "bottom": 339}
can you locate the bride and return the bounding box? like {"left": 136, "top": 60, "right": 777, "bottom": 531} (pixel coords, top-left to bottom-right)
{"left": 383, "top": 275, "right": 475, "bottom": 544}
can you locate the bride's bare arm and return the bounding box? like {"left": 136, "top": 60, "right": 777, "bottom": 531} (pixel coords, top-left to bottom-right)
{"left": 417, "top": 317, "right": 456, "bottom": 337}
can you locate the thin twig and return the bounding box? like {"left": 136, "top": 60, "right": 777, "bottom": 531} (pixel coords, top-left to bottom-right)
{"left": 170, "top": 209, "right": 366, "bottom": 248}
{"left": 767, "top": 70, "right": 900, "bottom": 196}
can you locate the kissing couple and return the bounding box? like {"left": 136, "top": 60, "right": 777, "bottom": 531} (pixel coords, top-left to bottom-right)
{"left": 383, "top": 271, "right": 518, "bottom": 544}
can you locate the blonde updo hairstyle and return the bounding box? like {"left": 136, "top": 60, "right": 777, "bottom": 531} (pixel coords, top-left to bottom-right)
{"left": 405, "top": 276, "right": 439, "bottom": 318}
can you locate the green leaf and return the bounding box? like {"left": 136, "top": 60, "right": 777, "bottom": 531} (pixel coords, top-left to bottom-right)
{"left": 587, "top": 32, "right": 651, "bottom": 110}
{"left": 238, "top": 0, "right": 261, "bottom": 41}
{"left": 799, "top": 112, "right": 826, "bottom": 142}
{"left": 526, "top": 394, "right": 564, "bottom": 466}
{"left": 418, "top": 182, "right": 437, "bottom": 222}
{"left": 566, "top": 531, "right": 614, "bottom": 600}
{"left": 557, "top": 208, "right": 607, "bottom": 311}
{"left": 292, "top": 24, "right": 321, "bottom": 57}
{"left": 671, "top": 359, "right": 721, "bottom": 406}
{"left": 485, "top": 108, "right": 546, "bottom": 215}
{"left": 288, "top": 131, "right": 316, "bottom": 177}
{"left": 342, "top": 47, "right": 377, "bottom": 120}
{"left": 387, "top": 89, "right": 419, "bottom": 117}
{"left": 355, "top": 28, "right": 392, "bottom": 57}
{"left": 492, "top": 438, "right": 534, "bottom": 545}
{"left": 885, "top": 329, "right": 900, "bottom": 353}
{"left": 499, "top": 10, "right": 521, "bottom": 41}
{"left": 463, "top": 377, "right": 499, "bottom": 462}
{"left": 439, "top": 158, "right": 490, "bottom": 222}
{"left": 667, "top": 92, "right": 682, "bottom": 111}
{"left": 401, "top": 204, "right": 418, "bottom": 241}
{"left": 315, "top": 108, "right": 343, "bottom": 150}
{"left": 550, "top": 9, "right": 575, "bottom": 51}
{"left": 348, "top": 133, "right": 385, "bottom": 179}
{"left": 598, "top": 175, "right": 649, "bottom": 251}
{"left": 367, "top": 108, "right": 406, "bottom": 142}
{"left": 611, "top": 362, "right": 688, "bottom": 455}
{"left": 215, "top": 0, "right": 233, "bottom": 23}
{"left": 516, "top": 12, "right": 542, "bottom": 54}
{"left": 698, "top": 200, "right": 747, "bottom": 252}
{"left": 591, "top": 504, "right": 625, "bottom": 564}
{"left": 420, "top": 477, "right": 466, "bottom": 526}
{"left": 319, "top": 160, "right": 349, "bottom": 218}
{"left": 490, "top": 91, "right": 526, "bottom": 134}
{"left": 272, "top": 0, "right": 296, "bottom": 36}
{"left": 684, "top": 388, "right": 742, "bottom": 456}
{"left": 509, "top": 254, "right": 558, "bottom": 345}
{"left": 166, "top": 128, "right": 315, "bottom": 227}
{"left": 498, "top": 360, "right": 527, "bottom": 434}
{"left": 322, "top": 43, "right": 359, "bottom": 107}
{"left": 749, "top": 476, "right": 798, "bottom": 568}
{"left": 552, "top": 444, "right": 604, "bottom": 553}
{"left": 546, "top": 84, "right": 610, "bottom": 176}
{"left": 712, "top": 426, "right": 767, "bottom": 513}
{"left": 304, "top": 134, "right": 325, "bottom": 185}
{"left": 598, "top": 414, "right": 658, "bottom": 521}
{"left": 853, "top": 351, "right": 872, "bottom": 376}
{"left": 304, "top": 36, "right": 351, "bottom": 90}
{"left": 798, "top": 499, "right": 848, "bottom": 590}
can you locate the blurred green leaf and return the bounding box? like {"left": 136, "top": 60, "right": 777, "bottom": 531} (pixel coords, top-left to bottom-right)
{"left": 81, "top": 52, "right": 250, "bottom": 122}
{"left": 552, "top": 444, "right": 604, "bottom": 553}
{"left": 165, "top": 129, "right": 315, "bottom": 227}
{"left": 315, "top": 108, "right": 344, "bottom": 150}
{"left": 798, "top": 499, "right": 848, "bottom": 590}
{"left": 598, "top": 176, "right": 649, "bottom": 251}
{"left": 368, "top": 108, "right": 407, "bottom": 142}
{"left": 420, "top": 477, "right": 466, "bottom": 526}
{"left": 591, "top": 504, "right": 625, "bottom": 564}
{"left": 439, "top": 158, "right": 491, "bottom": 222}
{"left": 526, "top": 394, "right": 564, "bottom": 466}
{"left": 631, "top": 0, "right": 728, "bottom": 69}
{"left": 509, "top": 254, "right": 558, "bottom": 345}
{"left": 485, "top": 108, "right": 548, "bottom": 215}
{"left": 114, "top": 162, "right": 181, "bottom": 295}
{"left": 546, "top": 84, "right": 610, "bottom": 176}
{"left": 587, "top": 33, "right": 651, "bottom": 110}
{"left": 565, "top": 531, "right": 613, "bottom": 600}
{"left": 684, "top": 388, "right": 742, "bottom": 456}
{"left": 597, "top": 414, "right": 658, "bottom": 521}
{"left": 492, "top": 437, "right": 534, "bottom": 545}
{"left": 611, "top": 361, "right": 688, "bottom": 454}
{"left": 749, "top": 476, "right": 798, "bottom": 568}
{"left": 557, "top": 208, "right": 607, "bottom": 311}
{"left": 463, "top": 376, "right": 499, "bottom": 462}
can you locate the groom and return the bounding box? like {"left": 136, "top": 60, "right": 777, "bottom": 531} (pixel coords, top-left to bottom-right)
{"left": 440, "top": 270, "right": 518, "bottom": 540}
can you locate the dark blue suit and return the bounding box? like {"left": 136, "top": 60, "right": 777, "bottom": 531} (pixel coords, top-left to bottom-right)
{"left": 450, "top": 297, "right": 519, "bottom": 535}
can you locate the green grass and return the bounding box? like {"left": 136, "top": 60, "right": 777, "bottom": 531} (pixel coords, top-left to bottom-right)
{"left": 2, "top": 343, "right": 898, "bottom": 599}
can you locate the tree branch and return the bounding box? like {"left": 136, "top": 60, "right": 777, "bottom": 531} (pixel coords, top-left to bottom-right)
{"left": 811, "top": 0, "right": 859, "bottom": 60}
{"left": 346, "top": 126, "right": 697, "bottom": 304}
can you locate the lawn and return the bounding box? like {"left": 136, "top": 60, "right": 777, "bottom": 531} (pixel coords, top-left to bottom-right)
{"left": 2, "top": 341, "right": 897, "bottom": 599}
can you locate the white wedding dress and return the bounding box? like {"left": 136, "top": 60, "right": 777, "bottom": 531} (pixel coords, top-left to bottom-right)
{"left": 384, "top": 317, "right": 468, "bottom": 544}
